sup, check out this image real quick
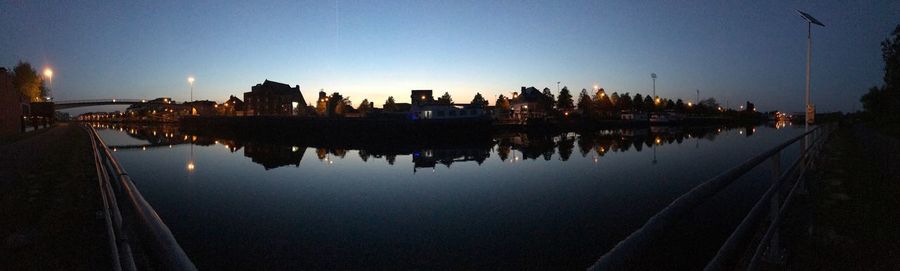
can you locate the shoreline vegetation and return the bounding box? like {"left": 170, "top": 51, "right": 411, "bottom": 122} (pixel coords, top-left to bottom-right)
{"left": 175, "top": 114, "right": 769, "bottom": 143}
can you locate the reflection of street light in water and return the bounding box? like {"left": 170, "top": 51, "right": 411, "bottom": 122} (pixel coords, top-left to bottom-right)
{"left": 187, "top": 140, "right": 195, "bottom": 173}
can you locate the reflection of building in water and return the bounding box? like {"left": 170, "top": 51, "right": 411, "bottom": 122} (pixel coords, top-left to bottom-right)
{"left": 243, "top": 143, "right": 306, "bottom": 170}
{"left": 413, "top": 148, "right": 490, "bottom": 172}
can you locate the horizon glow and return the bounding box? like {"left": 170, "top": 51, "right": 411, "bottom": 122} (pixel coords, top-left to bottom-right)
{"left": 2, "top": 0, "right": 898, "bottom": 115}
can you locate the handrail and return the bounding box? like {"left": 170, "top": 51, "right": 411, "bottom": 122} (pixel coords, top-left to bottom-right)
{"left": 704, "top": 125, "right": 832, "bottom": 270}
{"left": 587, "top": 125, "right": 828, "bottom": 271}
{"left": 84, "top": 125, "right": 198, "bottom": 271}
{"left": 84, "top": 125, "right": 126, "bottom": 271}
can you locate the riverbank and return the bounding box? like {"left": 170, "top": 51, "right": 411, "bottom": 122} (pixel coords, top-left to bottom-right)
{"left": 783, "top": 122, "right": 900, "bottom": 270}
{"left": 0, "top": 123, "right": 109, "bottom": 270}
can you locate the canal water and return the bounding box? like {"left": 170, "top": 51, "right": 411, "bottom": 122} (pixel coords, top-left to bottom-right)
{"left": 95, "top": 122, "right": 803, "bottom": 270}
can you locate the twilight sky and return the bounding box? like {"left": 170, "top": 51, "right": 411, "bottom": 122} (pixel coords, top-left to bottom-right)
{"left": 2, "top": 0, "right": 898, "bottom": 113}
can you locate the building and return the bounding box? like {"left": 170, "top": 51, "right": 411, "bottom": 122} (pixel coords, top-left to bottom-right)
{"left": 125, "top": 97, "right": 178, "bottom": 121}
{"left": 0, "top": 68, "right": 27, "bottom": 135}
{"left": 407, "top": 90, "right": 487, "bottom": 120}
{"left": 218, "top": 95, "right": 245, "bottom": 116}
{"left": 243, "top": 80, "right": 307, "bottom": 116}
{"left": 510, "top": 86, "right": 551, "bottom": 121}
{"left": 184, "top": 100, "right": 217, "bottom": 116}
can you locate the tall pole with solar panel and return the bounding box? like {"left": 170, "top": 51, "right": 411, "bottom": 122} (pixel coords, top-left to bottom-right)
{"left": 797, "top": 10, "right": 824, "bottom": 132}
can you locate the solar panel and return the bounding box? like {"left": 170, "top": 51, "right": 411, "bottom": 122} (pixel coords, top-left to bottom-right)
{"left": 797, "top": 10, "right": 825, "bottom": 27}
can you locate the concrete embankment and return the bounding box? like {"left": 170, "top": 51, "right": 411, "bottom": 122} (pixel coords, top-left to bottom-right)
{"left": 0, "top": 123, "right": 109, "bottom": 270}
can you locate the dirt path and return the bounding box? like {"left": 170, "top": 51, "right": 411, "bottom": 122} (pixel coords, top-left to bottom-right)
{"left": 785, "top": 123, "right": 900, "bottom": 270}
{"left": 0, "top": 123, "right": 109, "bottom": 270}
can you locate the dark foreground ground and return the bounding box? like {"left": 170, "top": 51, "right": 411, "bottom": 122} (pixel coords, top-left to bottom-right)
{"left": 0, "top": 123, "right": 108, "bottom": 270}
{"left": 784, "top": 123, "right": 900, "bottom": 270}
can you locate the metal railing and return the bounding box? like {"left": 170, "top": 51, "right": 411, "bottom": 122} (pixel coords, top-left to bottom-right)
{"left": 587, "top": 124, "right": 834, "bottom": 271}
{"left": 82, "top": 125, "right": 197, "bottom": 271}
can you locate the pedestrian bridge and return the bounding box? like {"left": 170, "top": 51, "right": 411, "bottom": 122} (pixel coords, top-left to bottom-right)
{"left": 55, "top": 99, "right": 148, "bottom": 109}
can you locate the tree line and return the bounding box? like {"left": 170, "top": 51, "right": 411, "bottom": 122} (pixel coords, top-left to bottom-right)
{"left": 3, "top": 61, "right": 49, "bottom": 102}
{"left": 861, "top": 24, "right": 900, "bottom": 123}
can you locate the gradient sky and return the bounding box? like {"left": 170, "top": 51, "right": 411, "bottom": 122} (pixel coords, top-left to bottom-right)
{"left": 2, "top": 0, "right": 898, "bottom": 114}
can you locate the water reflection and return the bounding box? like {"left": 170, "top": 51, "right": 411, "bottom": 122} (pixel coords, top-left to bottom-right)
{"left": 90, "top": 123, "right": 760, "bottom": 171}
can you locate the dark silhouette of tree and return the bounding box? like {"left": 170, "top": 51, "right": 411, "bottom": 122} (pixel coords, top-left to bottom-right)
{"left": 633, "top": 93, "right": 645, "bottom": 111}
{"left": 383, "top": 96, "right": 397, "bottom": 112}
{"left": 326, "top": 93, "right": 343, "bottom": 116}
{"left": 675, "top": 99, "right": 685, "bottom": 112}
{"left": 497, "top": 144, "right": 511, "bottom": 161}
{"left": 665, "top": 99, "right": 675, "bottom": 110}
{"left": 618, "top": 92, "right": 633, "bottom": 111}
{"left": 862, "top": 24, "right": 900, "bottom": 118}
{"left": 744, "top": 101, "right": 755, "bottom": 112}
{"left": 594, "top": 88, "right": 613, "bottom": 113}
{"left": 386, "top": 154, "right": 396, "bottom": 165}
{"left": 610, "top": 92, "right": 621, "bottom": 110}
{"left": 471, "top": 92, "right": 488, "bottom": 107}
{"left": 437, "top": 92, "right": 453, "bottom": 104}
{"left": 542, "top": 87, "right": 556, "bottom": 111}
{"left": 358, "top": 99, "right": 372, "bottom": 115}
{"left": 643, "top": 95, "right": 655, "bottom": 112}
{"left": 557, "top": 86, "right": 574, "bottom": 111}
{"left": 495, "top": 94, "right": 510, "bottom": 110}
{"left": 862, "top": 86, "right": 890, "bottom": 114}
{"left": 12, "top": 61, "right": 42, "bottom": 102}
{"left": 699, "top": 98, "right": 720, "bottom": 114}
{"left": 577, "top": 89, "right": 595, "bottom": 116}
{"left": 883, "top": 25, "right": 900, "bottom": 93}
{"left": 557, "top": 135, "right": 574, "bottom": 161}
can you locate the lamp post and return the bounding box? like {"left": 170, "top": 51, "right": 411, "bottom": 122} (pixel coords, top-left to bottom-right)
{"left": 797, "top": 10, "right": 824, "bottom": 132}
{"left": 187, "top": 76, "right": 195, "bottom": 101}
{"left": 188, "top": 76, "right": 195, "bottom": 115}
{"left": 43, "top": 68, "right": 53, "bottom": 101}
{"left": 651, "top": 73, "right": 657, "bottom": 111}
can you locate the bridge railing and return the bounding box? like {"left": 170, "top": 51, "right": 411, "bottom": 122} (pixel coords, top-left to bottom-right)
{"left": 587, "top": 124, "right": 834, "bottom": 271}
{"left": 82, "top": 125, "right": 197, "bottom": 271}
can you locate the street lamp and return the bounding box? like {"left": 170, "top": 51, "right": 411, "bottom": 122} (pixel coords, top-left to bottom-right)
{"left": 43, "top": 68, "right": 53, "bottom": 101}
{"left": 187, "top": 76, "right": 195, "bottom": 115}
{"left": 797, "top": 10, "right": 824, "bottom": 131}
{"left": 187, "top": 76, "right": 195, "bottom": 101}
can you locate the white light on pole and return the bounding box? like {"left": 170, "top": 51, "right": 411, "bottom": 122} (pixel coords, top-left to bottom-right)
{"left": 797, "top": 10, "right": 824, "bottom": 131}
{"left": 43, "top": 68, "right": 53, "bottom": 101}
{"left": 187, "top": 76, "right": 195, "bottom": 101}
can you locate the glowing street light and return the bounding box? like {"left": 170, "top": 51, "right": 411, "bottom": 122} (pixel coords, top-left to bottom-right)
{"left": 187, "top": 76, "right": 195, "bottom": 101}
{"left": 43, "top": 68, "right": 53, "bottom": 101}
{"left": 188, "top": 76, "right": 196, "bottom": 115}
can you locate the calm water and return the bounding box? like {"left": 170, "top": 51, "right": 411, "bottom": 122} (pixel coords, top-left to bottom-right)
{"left": 96, "top": 122, "right": 803, "bottom": 270}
